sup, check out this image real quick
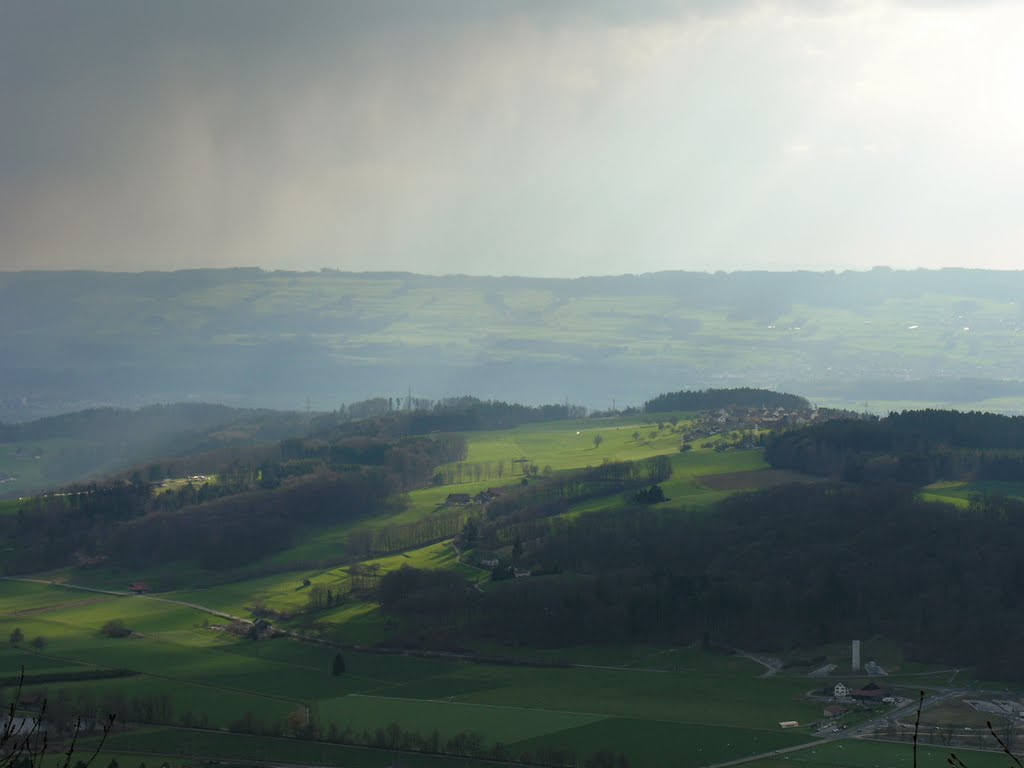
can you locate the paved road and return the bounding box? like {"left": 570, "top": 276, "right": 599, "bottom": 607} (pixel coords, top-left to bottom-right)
{"left": 734, "top": 649, "right": 783, "bottom": 678}
{"left": 835, "top": 688, "right": 963, "bottom": 741}
{"left": 701, "top": 738, "right": 830, "bottom": 768}
{"left": 699, "top": 687, "right": 966, "bottom": 768}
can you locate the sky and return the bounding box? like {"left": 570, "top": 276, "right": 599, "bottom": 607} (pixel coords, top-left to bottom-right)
{"left": 2, "top": 0, "right": 1023, "bottom": 277}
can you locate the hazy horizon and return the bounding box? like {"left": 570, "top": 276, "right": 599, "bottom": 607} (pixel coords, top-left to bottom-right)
{"left": 1, "top": 264, "right": 1022, "bottom": 279}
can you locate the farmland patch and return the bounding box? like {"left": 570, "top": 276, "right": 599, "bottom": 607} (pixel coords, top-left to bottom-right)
{"left": 697, "top": 468, "right": 817, "bottom": 491}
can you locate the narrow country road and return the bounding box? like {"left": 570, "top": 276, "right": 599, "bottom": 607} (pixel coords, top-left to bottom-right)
{"left": 701, "top": 738, "right": 829, "bottom": 768}
{"left": 734, "top": 649, "right": 783, "bottom": 677}
{"left": 1, "top": 576, "right": 245, "bottom": 622}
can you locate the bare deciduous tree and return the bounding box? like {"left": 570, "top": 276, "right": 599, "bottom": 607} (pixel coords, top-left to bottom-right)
{"left": 1, "top": 668, "right": 115, "bottom": 768}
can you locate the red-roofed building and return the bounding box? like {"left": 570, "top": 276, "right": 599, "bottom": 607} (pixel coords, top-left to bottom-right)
{"left": 851, "top": 682, "right": 889, "bottom": 701}
{"left": 128, "top": 583, "right": 150, "bottom": 594}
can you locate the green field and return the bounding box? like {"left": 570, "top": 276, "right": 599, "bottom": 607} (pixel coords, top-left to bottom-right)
{"left": 453, "top": 414, "right": 692, "bottom": 472}
{"left": 91, "top": 728, "right": 511, "bottom": 768}
{"left": 1, "top": 573, "right": 827, "bottom": 768}
{"left": 921, "top": 480, "right": 1024, "bottom": 509}
{"left": 514, "top": 719, "right": 810, "bottom": 767}
{"left": 744, "top": 738, "right": 1015, "bottom": 767}
{"left": 1, "top": 417, "right": 988, "bottom": 768}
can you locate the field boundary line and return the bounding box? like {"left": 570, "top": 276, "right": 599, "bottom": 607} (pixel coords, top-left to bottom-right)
{"left": 89, "top": 727, "right": 536, "bottom": 768}
{"left": 213, "top": 645, "right": 401, "bottom": 688}
{"left": 2, "top": 576, "right": 130, "bottom": 596}
{"left": 346, "top": 693, "right": 811, "bottom": 734}
{"left": 348, "top": 693, "right": 609, "bottom": 721}
{"left": 571, "top": 663, "right": 671, "bottom": 673}
{"left": 8, "top": 641, "right": 306, "bottom": 708}
{"left": 6, "top": 595, "right": 116, "bottom": 615}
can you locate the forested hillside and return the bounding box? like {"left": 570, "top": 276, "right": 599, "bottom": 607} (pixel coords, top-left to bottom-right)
{"left": 384, "top": 482, "right": 1024, "bottom": 681}
{"left": 766, "top": 409, "right": 1024, "bottom": 483}
{"left": 2, "top": 431, "right": 466, "bottom": 577}
{"left": 0, "top": 403, "right": 317, "bottom": 498}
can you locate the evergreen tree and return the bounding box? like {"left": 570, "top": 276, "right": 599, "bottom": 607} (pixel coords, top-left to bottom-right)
{"left": 331, "top": 652, "right": 346, "bottom": 676}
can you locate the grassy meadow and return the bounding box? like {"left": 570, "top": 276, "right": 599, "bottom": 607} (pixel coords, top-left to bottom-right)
{"left": 920, "top": 480, "right": 1024, "bottom": 508}
{"left": 2, "top": 580, "right": 823, "bottom": 767}
{"left": 0, "top": 581, "right": 1007, "bottom": 768}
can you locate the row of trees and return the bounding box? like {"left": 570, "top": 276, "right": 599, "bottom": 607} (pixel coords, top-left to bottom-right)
{"left": 485, "top": 456, "right": 672, "bottom": 522}
{"left": 228, "top": 705, "right": 627, "bottom": 768}
{"left": 432, "top": 457, "right": 544, "bottom": 485}
{"left": 451, "top": 455, "right": 676, "bottom": 558}
{"left": 7, "top": 629, "right": 44, "bottom": 651}
{"left": 346, "top": 509, "right": 468, "bottom": 558}
{"left": 1, "top": 667, "right": 630, "bottom": 768}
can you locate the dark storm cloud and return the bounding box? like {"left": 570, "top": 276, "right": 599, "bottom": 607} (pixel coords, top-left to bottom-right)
{"left": 1, "top": 0, "right": 1021, "bottom": 274}
{"left": 0, "top": 0, "right": 743, "bottom": 167}
{"left": 1, "top": 0, "right": 744, "bottom": 270}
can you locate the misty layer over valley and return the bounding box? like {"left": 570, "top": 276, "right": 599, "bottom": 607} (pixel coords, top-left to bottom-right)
{"left": 4, "top": 268, "right": 1024, "bottom": 423}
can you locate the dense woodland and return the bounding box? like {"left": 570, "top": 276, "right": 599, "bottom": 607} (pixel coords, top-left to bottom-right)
{"left": 332, "top": 396, "right": 590, "bottom": 437}
{"left": 644, "top": 388, "right": 809, "bottom": 413}
{"left": 384, "top": 483, "right": 1024, "bottom": 681}
{"left": 766, "top": 409, "right": 1024, "bottom": 483}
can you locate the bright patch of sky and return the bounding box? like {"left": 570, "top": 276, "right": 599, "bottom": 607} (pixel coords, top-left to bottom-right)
{"left": 1, "top": 0, "right": 1022, "bottom": 276}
